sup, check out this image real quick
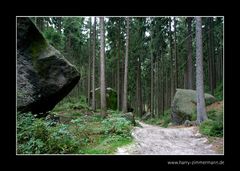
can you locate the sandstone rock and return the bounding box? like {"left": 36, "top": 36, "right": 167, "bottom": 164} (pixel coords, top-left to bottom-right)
{"left": 17, "top": 17, "right": 80, "bottom": 114}
{"left": 171, "top": 89, "right": 216, "bottom": 125}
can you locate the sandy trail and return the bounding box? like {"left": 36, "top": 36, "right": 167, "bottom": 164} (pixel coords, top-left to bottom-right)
{"left": 116, "top": 121, "right": 216, "bottom": 155}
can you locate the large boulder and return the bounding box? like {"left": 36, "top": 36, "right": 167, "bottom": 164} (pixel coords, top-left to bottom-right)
{"left": 171, "top": 89, "right": 216, "bottom": 125}
{"left": 17, "top": 17, "right": 80, "bottom": 114}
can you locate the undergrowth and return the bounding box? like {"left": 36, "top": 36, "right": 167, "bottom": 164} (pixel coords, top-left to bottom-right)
{"left": 17, "top": 101, "right": 133, "bottom": 154}
{"left": 144, "top": 109, "right": 171, "bottom": 128}
{"left": 199, "top": 109, "right": 223, "bottom": 137}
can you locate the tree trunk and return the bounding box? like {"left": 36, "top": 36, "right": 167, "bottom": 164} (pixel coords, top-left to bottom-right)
{"left": 120, "top": 45, "right": 124, "bottom": 111}
{"left": 100, "top": 17, "right": 106, "bottom": 116}
{"left": 136, "top": 56, "right": 142, "bottom": 117}
{"left": 155, "top": 60, "right": 159, "bottom": 117}
{"left": 169, "top": 18, "right": 175, "bottom": 102}
{"left": 92, "top": 17, "right": 96, "bottom": 111}
{"left": 162, "top": 54, "right": 165, "bottom": 115}
{"left": 186, "top": 17, "right": 193, "bottom": 89}
{"left": 150, "top": 30, "right": 154, "bottom": 117}
{"left": 139, "top": 59, "right": 143, "bottom": 117}
{"left": 122, "top": 17, "right": 129, "bottom": 113}
{"left": 196, "top": 17, "right": 207, "bottom": 123}
{"left": 174, "top": 17, "right": 178, "bottom": 89}
{"left": 136, "top": 60, "right": 140, "bottom": 116}
{"left": 157, "top": 59, "right": 161, "bottom": 117}
{"left": 87, "top": 18, "right": 92, "bottom": 106}
{"left": 117, "top": 20, "right": 120, "bottom": 111}
{"left": 209, "top": 18, "right": 213, "bottom": 95}
{"left": 211, "top": 18, "right": 216, "bottom": 92}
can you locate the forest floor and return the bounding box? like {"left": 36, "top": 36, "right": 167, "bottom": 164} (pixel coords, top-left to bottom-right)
{"left": 116, "top": 121, "right": 222, "bottom": 155}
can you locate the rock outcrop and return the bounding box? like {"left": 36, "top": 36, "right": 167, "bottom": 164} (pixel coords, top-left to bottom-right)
{"left": 17, "top": 17, "right": 80, "bottom": 114}
{"left": 171, "top": 89, "right": 216, "bottom": 125}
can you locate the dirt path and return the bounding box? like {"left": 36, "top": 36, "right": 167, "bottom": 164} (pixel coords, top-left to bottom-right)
{"left": 116, "top": 121, "right": 217, "bottom": 155}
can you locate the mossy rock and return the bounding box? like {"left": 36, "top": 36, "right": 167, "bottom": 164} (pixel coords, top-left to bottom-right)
{"left": 171, "top": 89, "right": 216, "bottom": 125}
{"left": 17, "top": 17, "right": 80, "bottom": 114}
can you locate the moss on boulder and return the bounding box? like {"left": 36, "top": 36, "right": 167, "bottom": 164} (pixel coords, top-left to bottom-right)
{"left": 17, "top": 17, "right": 80, "bottom": 114}
{"left": 171, "top": 89, "right": 216, "bottom": 125}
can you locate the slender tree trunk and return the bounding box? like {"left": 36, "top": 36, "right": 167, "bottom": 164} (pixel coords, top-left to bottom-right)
{"left": 136, "top": 56, "right": 142, "bottom": 117}
{"left": 117, "top": 20, "right": 120, "bottom": 111}
{"left": 209, "top": 18, "right": 214, "bottom": 95}
{"left": 165, "top": 68, "right": 168, "bottom": 110}
{"left": 158, "top": 58, "right": 162, "bottom": 117}
{"left": 174, "top": 17, "right": 178, "bottom": 89}
{"left": 87, "top": 18, "right": 92, "bottom": 106}
{"left": 100, "top": 17, "right": 106, "bottom": 116}
{"left": 136, "top": 61, "right": 140, "bottom": 116}
{"left": 162, "top": 53, "right": 165, "bottom": 115}
{"left": 120, "top": 47, "right": 124, "bottom": 111}
{"left": 211, "top": 18, "right": 216, "bottom": 92}
{"left": 122, "top": 17, "right": 129, "bottom": 113}
{"left": 92, "top": 17, "right": 96, "bottom": 111}
{"left": 208, "top": 17, "right": 215, "bottom": 95}
{"left": 184, "top": 67, "right": 188, "bottom": 89}
{"left": 155, "top": 60, "right": 159, "bottom": 117}
{"left": 196, "top": 17, "right": 207, "bottom": 124}
{"left": 150, "top": 31, "right": 154, "bottom": 117}
{"left": 187, "top": 17, "right": 193, "bottom": 89}
{"left": 139, "top": 57, "right": 143, "bottom": 117}
{"left": 169, "top": 18, "right": 174, "bottom": 102}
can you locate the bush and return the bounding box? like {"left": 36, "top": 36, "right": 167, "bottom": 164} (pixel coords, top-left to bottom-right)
{"left": 161, "top": 110, "right": 171, "bottom": 127}
{"left": 47, "top": 124, "right": 81, "bottom": 154}
{"left": 144, "top": 110, "right": 171, "bottom": 127}
{"left": 199, "top": 107, "right": 223, "bottom": 137}
{"left": 53, "top": 96, "right": 89, "bottom": 112}
{"left": 200, "top": 119, "right": 223, "bottom": 137}
{"left": 17, "top": 101, "right": 134, "bottom": 154}
{"left": 17, "top": 113, "right": 81, "bottom": 154}
{"left": 101, "top": 117, "right": 132, "bottom": 137}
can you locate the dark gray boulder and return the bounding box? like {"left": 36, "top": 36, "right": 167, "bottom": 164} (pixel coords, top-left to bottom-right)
{"left": 17, "top": 17, "right": 80, "bottom": 114}
{"left": 171, "top": 89, "right": 216, "bottom": 125}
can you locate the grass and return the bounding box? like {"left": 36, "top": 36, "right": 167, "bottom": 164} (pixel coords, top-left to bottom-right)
{"left": 17, "top": 100, "right": 134, "bottom": 154}
{"left": 80, "top": 135, "right": 132, "bottom": 154}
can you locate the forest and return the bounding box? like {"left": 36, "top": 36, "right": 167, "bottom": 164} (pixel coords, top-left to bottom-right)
{"left": 17, "top": 16, "right": 223, "bottom": 154}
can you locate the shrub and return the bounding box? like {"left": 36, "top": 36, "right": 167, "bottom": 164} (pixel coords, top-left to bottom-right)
{"left": 199, "top": 115, "right": 223, "bottom": 137}
{"left": 17, "top": 112, "right": 81, "bottom": 154}
{"left": 47, "top": 124, "right": 80, "bottom": 154}
{"left": 101, "top": 117, "right": 132, "bottom": 137}
{"left": 144, "top": 110, "right": 171, "bottom": 127}
{"left": 17, "top": 103, "right": 134, "bottom": 154}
